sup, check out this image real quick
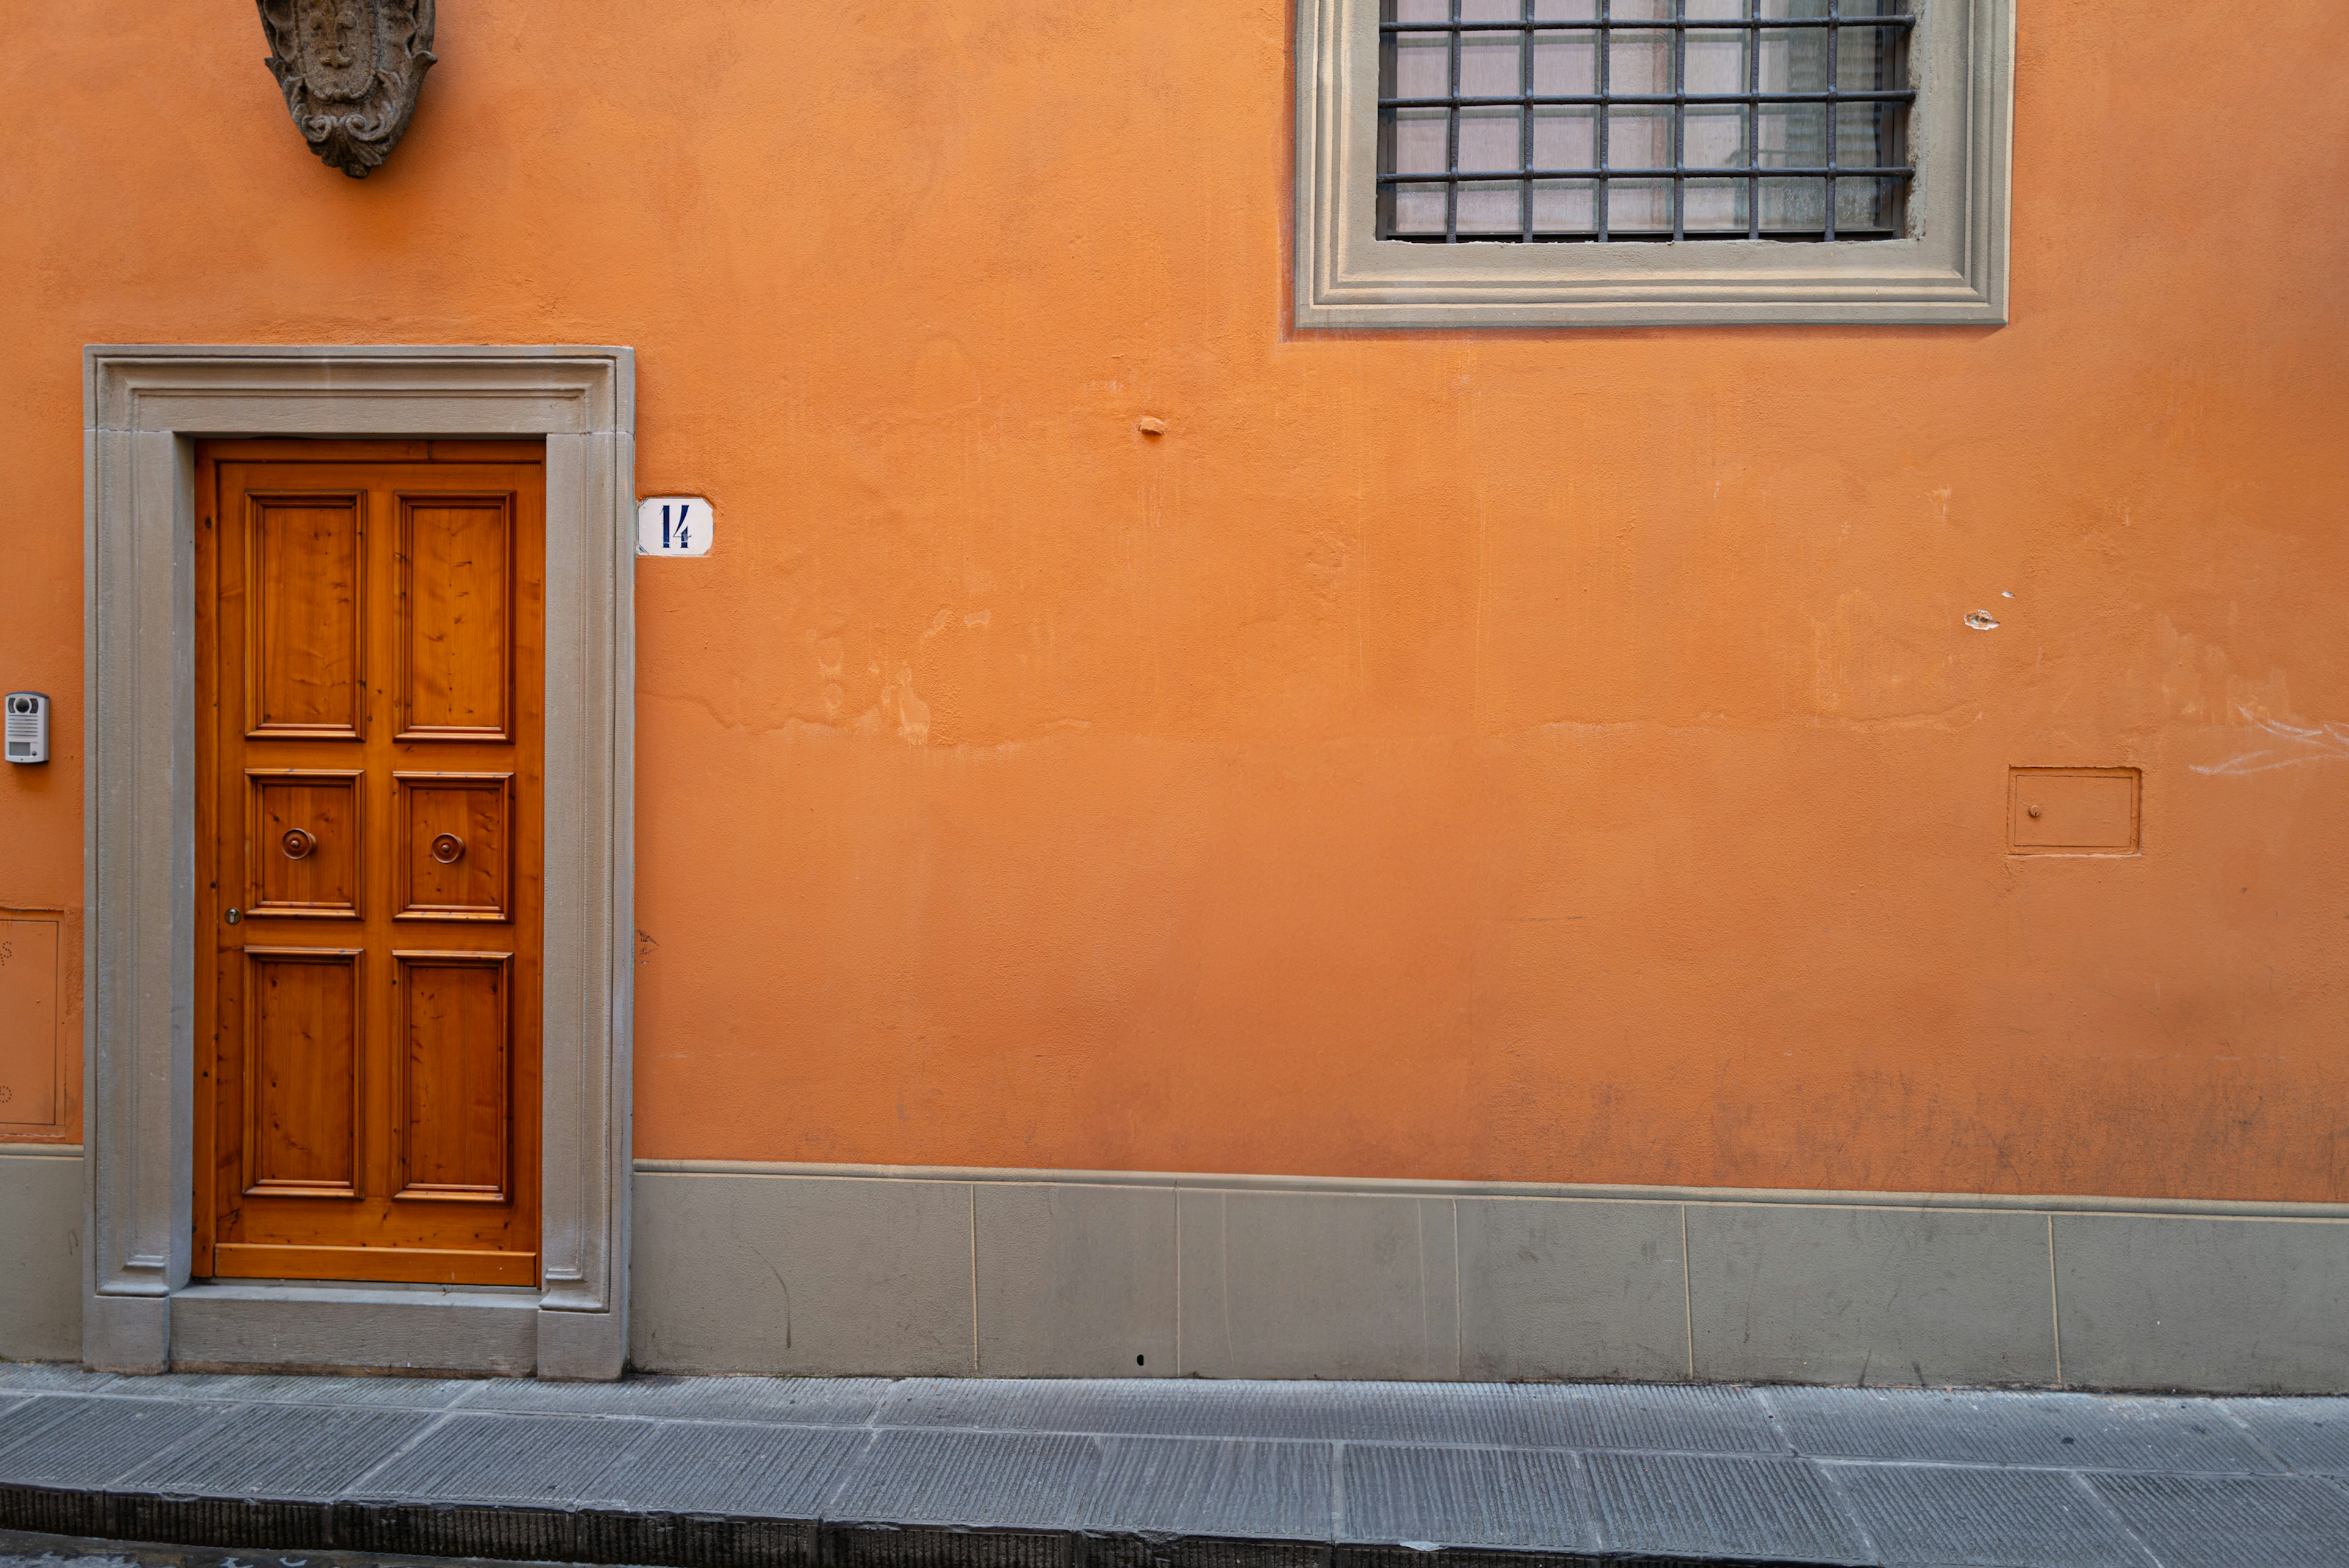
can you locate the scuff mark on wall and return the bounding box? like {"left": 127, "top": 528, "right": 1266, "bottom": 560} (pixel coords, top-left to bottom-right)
{"left": 2192, "top": 709, "right": 2349, "bottom": 776}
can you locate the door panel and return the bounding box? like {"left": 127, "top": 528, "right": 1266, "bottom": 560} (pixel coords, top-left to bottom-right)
{"left": 196, "top": 442, "right": 544, "bottom": 1287}
{"left": 243, "top": 948, "right": 362, "bottom": 1198}
{"left": 247, "top": 770, "right": 363, "bottom": 916}
{"left": 248, "top": 494, "right": 366, "bottom": 738}
{"left": 398, "top": 495, "right": 513, "bottom": 740}
{"left": 395, "top": 773, "right": 513, "bottom": 920}
{"left": 396, "top": 951, "right": 512, "bottom": 1201}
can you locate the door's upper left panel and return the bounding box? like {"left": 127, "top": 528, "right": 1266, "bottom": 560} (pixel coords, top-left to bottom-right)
{"left": 245, "top": 492, "right": 366, "bottom": 740}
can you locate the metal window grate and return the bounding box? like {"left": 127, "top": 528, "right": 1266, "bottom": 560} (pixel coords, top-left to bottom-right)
{"left": 1377, "top": 0, "right": 1916, "bottom": 243}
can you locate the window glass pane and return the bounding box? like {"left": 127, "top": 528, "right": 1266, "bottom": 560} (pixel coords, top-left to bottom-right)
{"left": 1683, "top": 104, "right": 1746, "bottom": 172}
{"left": 1531, "top": 178, "right": 1597, "bottom": 235}
{"left": 1388, "top": 107, "right": 1451, "bottom": 176}
{"left": 1532, "top": 105, "right": 1597, "bottom": 172}
{"left": 1607, "top": 177, "right": 1672, "bottom": 234}
{"left": 1460, "top": 34, "right": 1522, "bottom": 100}
{"left": 1684, "top": 177, "right": 1748, "bottom": 233}
{"left": 1685, "top": 30, "right": 1746, "bottom": 97}
{"left": 1390, "top": 32, "right": 1451, "bottom": 100}
{"left": 1759, "top": 175, "right": 1825, "bottom": 232}
{"left": 1458, "top": 106, "right": 1523, "bottom": 173}
{"left": 1532, "top": 31, "right": 1596, "bottom": 95}
{"left": 1608, "top": 106, "right": 1671, "bottom": 173}
{"left": 1457, "top": 180, "right": 1524, "bottom": 234}
{"left": 1387, "top": 182, "right": 1450, "bottom": 237}
{"left": 1609, "top": 31, "right": 1672, "bottom": 97}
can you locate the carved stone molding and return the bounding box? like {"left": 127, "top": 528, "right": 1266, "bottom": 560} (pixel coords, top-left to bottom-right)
{"left": 256, "top": 0, "right": 437, "bottom": 179}
{"left": 83, "top": 346, "right": 637, "bottom": 1378}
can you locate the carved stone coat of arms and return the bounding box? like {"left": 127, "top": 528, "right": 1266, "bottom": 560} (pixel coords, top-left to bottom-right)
{"left": 256, "top": 0, "right": 437, "bottom": 178}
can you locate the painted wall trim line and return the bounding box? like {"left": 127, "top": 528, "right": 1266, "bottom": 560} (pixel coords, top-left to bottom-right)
{"left": 631, "top": 1158, "right": 2349, "bottom": 1222}
{"left": 0, "top": 1145, "right": 84, "bottom": 1159}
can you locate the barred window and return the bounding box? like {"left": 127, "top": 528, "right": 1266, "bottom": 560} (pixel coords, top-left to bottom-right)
{"left": 1378, "top": 0, "right": 1915, "bottom": 243}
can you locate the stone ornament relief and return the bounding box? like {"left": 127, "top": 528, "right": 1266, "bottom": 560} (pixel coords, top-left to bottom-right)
{"left": 256, "top": 0, "right": 437, "bottom": 178}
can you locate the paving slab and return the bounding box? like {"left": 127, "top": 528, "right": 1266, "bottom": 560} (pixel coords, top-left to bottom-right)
{"left": 826, "top": 1429, "right": 1100, "bottom": 1528}
{"left": 587, "top": 1419, "right": 868, "bottom": 1517}
{"left": 1581, "top": 1453, "right": 1869, "bottom": 1564}
{"left": 1824, "top": 1463, "right": 2154, "bottom": 1568}
{"left": 113, "top": 1405, "right": 436, "bottom": 1500}
{"left": 2223, "top": 1396, "right": 2349, "bottom": 1475}
{"left": 1336, "top": 1443, "right": 1585, "bottom": 1550}
{"left": 0, "top": 1397, "right": 232, "bottom": 1489}
{"left": 347, "top": 1412, "right": 653, "bottom": 1507}
{"left": 1083, "top": 1436, "right": 1332, "bottom": 1539}
{"left": 2088, "top": 1472, "right": 2349, "bottom": 1568}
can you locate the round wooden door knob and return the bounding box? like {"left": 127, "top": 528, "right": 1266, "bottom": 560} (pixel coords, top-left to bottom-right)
{"left": 431, "top": 833, "right": 466, "bottom": 864}
{"left": 281, "top": 828, "right": 318, "bottom": 860}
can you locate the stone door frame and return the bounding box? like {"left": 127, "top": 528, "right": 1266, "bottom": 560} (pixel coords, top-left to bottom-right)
{"left": 83, "top": 346, "right": 636, "bottom": 1378}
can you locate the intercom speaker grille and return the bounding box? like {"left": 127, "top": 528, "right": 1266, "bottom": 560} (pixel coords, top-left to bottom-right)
{"left": 6, "top": 694, "right": 48, "bottom": 763}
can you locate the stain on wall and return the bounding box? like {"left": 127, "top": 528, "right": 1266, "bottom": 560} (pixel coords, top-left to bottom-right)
{"left": 4, "top": 2, "right": 2346, "bottom": 1200}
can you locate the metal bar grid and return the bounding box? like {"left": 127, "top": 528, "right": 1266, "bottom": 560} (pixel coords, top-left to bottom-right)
{"left": 1595, "top": 0, "right": 1611, "bottom": 240}
{"left": 1824, "top": 0, "right": 1840, "bottom": 240}
{"left": 1376, "top": 1, "right": 1915, "bottom": 245}
{"left": 1745, "top": 0, "right": 1761, "bottom": 238}
{"left": 1446, "top": 0, "right": 1463, "bottom": 239}
{"left": 1379, "top": 14, "right": 1909, "bottom": 28}
{"left": 1382, "top": 164, "right": 1910, "bottom": 180}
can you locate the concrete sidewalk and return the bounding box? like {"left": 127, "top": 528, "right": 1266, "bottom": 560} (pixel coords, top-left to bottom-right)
{"left": 1, "top": 1365, "right": 2345, "bottom": 1568}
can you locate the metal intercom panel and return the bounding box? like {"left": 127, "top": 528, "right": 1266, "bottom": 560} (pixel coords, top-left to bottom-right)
{"left": 5, "top": 693, "right": 49, "bottom": 764}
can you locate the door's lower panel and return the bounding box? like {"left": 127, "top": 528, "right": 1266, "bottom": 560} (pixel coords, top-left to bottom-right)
{"left": 210, "top": 1242, "right": 539, "bottom": 1287}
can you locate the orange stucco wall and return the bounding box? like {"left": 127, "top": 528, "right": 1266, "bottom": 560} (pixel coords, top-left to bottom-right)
{"left": 5, "top": 3, "right": 2347, "bottom": 1200}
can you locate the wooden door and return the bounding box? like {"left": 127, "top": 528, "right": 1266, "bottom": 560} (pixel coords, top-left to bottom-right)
{"left": 195, "top": 440, "right": 544, "bottom": 1287}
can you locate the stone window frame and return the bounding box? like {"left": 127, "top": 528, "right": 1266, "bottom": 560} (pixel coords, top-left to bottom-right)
{"left": 1294, "top": 0, "right": 2015, "bottom": 329}
{"left": 83, "top": 346, "right": 635, "bottom": 1379}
